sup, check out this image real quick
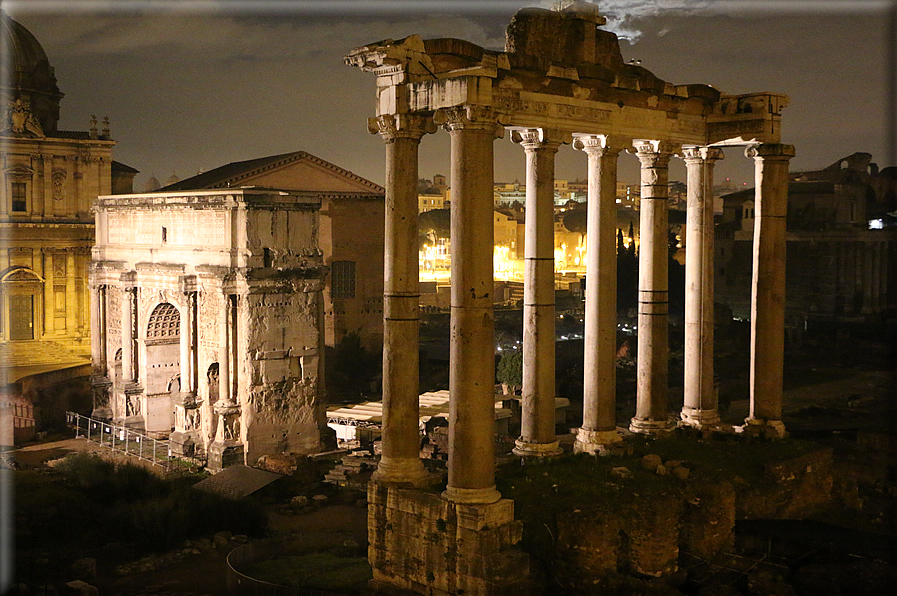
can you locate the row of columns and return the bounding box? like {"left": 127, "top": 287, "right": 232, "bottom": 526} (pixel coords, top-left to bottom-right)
{"left": 370, "top": 107, "right": 793, "bottom": 503}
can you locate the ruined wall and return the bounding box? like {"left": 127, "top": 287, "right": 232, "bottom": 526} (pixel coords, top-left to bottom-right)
{"left": 368, "top": 485, "right": 533, "bottom": 596}
{"left": 320, "top": 196, "right": 384, "bottom": 350}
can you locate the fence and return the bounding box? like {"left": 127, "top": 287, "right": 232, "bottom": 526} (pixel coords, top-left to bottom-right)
{"left": 226, "top": 541, "right": 350, "bottom": 596}
{"left": 66, "top": 411, "right": 206, "bottom": 472}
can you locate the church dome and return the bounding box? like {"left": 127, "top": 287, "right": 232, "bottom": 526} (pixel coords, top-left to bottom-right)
{"left": 0, "top": 10, "right": 63, "bottom": 133}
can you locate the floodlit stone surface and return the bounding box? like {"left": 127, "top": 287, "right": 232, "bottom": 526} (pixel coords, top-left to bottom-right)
{"left": 349, "top": 1, "right": 792, "bottom": 591}
{"left": 91, "top": 189, "right": 327, "bottom": 469}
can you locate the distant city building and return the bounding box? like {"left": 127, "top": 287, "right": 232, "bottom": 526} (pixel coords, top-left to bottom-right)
{"left": 716, "top": 152, "right": 897, "bottom": 323}
{"left": 161, "top": 151, "right": 385, "bottom": 350}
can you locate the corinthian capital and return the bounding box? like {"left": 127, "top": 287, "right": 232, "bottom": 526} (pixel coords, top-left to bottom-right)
{"left": 745, "top": 143, "right": 796, "bottom": 161}
{"left": 433, "top": 105, "right": 505, "bottom": 137}
{"left": 681, "top": 146, "right": 725, "bottom": 163}
{"left": 368, "top": 113, "right": 436, "bottom": 142}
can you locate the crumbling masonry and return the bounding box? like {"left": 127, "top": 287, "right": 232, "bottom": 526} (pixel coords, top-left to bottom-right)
{"left": 348, "top": 3, "right": 793, "bottom": 594}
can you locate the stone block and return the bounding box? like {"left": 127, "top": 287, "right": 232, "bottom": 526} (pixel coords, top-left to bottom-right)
{"left": 456, "top": 498, "right": 514, "bottom": 530}
{"left": 738, "top": 448, "right": 833, "bottom": 519}
{"left": 556, "top": 510, "right": 620, "bottom": 579}
{"left": 681, "top": 480, "right": 736, "bottom": 559}
{"left": 622, "top": 495, "right": 682, "bottom": 577}
{"left": 70, "top": 558, "right": 96, "bottom": 580}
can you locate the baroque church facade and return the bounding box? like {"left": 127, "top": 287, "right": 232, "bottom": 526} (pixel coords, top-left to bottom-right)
{"left": 0, "top": 11, "right": 134, "bottom": 356}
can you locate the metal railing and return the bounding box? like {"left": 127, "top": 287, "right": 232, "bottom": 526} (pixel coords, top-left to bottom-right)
{"left": 66, "top": 411, "right": 206, "bottom": 472}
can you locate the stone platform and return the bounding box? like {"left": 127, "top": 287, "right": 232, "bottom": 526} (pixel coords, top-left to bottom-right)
{"left": 367, "top": 483, "right": 534, "bottom": 595}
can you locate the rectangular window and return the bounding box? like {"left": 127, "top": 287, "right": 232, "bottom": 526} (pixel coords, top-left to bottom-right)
{"left": 11, "top": 182, "right": 26, "bottom": 212}
{"left": 331, "top": 260, "right": 356, "bottom": 299}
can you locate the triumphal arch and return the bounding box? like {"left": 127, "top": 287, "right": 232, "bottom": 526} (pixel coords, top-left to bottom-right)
{"left": 89, "top": 188, "right": 327, "bottom": 470}
{"left": 348, "top": 3, "right": 793, "bottom": 593}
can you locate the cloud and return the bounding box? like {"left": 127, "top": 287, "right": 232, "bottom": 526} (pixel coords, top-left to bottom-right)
{"left": 21, "top": 11, "right": 507, "bottom": 65}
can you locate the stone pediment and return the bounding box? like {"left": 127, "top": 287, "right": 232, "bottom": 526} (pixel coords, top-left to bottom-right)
{"left": 161, "top": 151, "right": 383, "bottom": 195}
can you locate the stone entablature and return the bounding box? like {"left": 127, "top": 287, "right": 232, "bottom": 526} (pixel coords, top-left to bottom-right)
{"left": 346, "top": 7, "right": 786, "bottom": 149}
{"left": 349, "top": 4, "right": 794, "bottom": 593}
{"left": 91, "top": 188, "right": 327, "bottom": 469}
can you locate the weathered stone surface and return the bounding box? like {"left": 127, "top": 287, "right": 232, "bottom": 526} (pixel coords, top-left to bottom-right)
{"left": 621, "top": 494, "right": 682, "bottom": 577}
{"left": 368, "top": 483, "right": 532, "bottom": 595}
{"left": 556, "top": 509, "right": 620, "bottom": 586}
{"left": 737, "top": 449, "right": 833, "bottom": 519}
{"left": 65, "top": 580, "right": 99, "bottom": 596}
{"left": 70, "top": 558, "right": 96, "bottom": 580}
{"left": 681, "top": 480, "right": 736, "bottom": 559}
{"left": 642, "top": 453, "right": 663, "bottom": 471}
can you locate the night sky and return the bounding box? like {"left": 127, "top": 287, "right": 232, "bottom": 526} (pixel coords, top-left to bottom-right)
{"left": 9, "top": 0, "right": 895, "bottom": 191}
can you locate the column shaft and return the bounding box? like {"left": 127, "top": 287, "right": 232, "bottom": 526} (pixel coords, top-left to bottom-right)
{"left": 121, "top": 284, "right": 136, "bottom": 383}
{"left": 631, "top": 141, "right": 675, "bottom": 433}
{"left": 439, "top": 107, "right": 501, "bottom": 504}
{"left": 574, "top": 136, "right": 622, "bottom": 452}
{"left": 682, "top": 148, "right": 723, "bottom": 427}
{"left": 90, "top": 284, "right": 107, "bottom": 375}
{"left": 747, "top": 144, "right": 794, "bottom": 433}
{"left": 512, "top": 129, "right": 561, "bottom": 456}
{"left": 218, "top": 294, "right": 231, "bottom": 406}
{"left": 179, "top": 297, "right": 193, "bottom": 394}
{"left": 370, "top": 114, "right": 431, "bottom": 485}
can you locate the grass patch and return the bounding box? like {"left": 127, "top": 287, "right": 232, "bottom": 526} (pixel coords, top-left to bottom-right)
{"left": 247, "top": 551, "right": 372, "bottom": 592}
{"left": 496, "top": 431, "right": 823, "bottom": 568}
{"left": 17, "top": 453, "right": 267, "bottom": 557}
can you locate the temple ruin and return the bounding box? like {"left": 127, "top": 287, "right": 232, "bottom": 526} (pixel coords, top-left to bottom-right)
{"left": 347, "top": 3, "right": 794, "bottom": 593}
{"left": 89, "top": 188, "right": 327, "bottom": 470}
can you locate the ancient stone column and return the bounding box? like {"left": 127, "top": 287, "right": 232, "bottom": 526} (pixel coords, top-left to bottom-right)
{"left": 631, "top": 140, "right": 677, "bottom": 434}
{"left": 369, "top": 113, "right": 435, "bottom": 486}
{"left": 745, "top": 143, "right": 795, "bottom": 437}
{"left": 509, "top": 128, "right": 563, "bottom": 457}
{"left": 435, "top": 105, "right": 503, "bottom": 504}
{"left": 89, "top": 281, "right": 112, "bottom": 418}
{"left": 120, "top": 273, "right": 137, "bottom": 383}
{"left": 681, "top": 147, "right": 724, "bottom": 428}
{"left": 218, "top": 292, "right": 232, "bottom": 407}
{"left": 573, "top": 134, "right": 623, "bottom": 453}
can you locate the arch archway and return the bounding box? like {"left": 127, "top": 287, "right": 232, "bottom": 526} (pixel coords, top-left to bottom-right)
{"left": 1, "top": 267, "right": 44, "bottom": 341}
{"left": 144, "top": 302, "right": 180, "bottom": 431}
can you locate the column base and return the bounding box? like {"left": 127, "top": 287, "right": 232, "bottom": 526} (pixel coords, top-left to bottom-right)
{"left": 169, "top": 430, "right": 201, "bottom": 457}
{"left": 443, "top": 485, "right": 502, "bottom": 505}
{"left": 679, "top": 407, "right": 721, "bottom": 429}
{"left": 738, "top": 417, "right": 788, "bottom": 439}
{"left": 629, "top": 417, "right": 676, "bottom": 435}
{"left": 574, "top": 428, "right": 623, "bottom": 455}
{"left": 372, "top": 456, "right": 433, "bottom": 488}
{"left": 208, "top": 441, "right": 244, "bottom": 471}
{"left": 512, "top": 438, "right": 562, "bottom": 457}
